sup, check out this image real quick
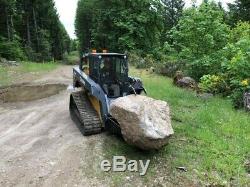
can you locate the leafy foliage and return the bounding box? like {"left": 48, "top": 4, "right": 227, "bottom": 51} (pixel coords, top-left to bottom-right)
{"left": 75, "top": 0, "right": 164, "bottom": 54}
{"left": 199, "top": 74, "right": 228, "bottom": 94}
{"left": 0, "top": 36, "right": 25, "bottom": 60}
{"left": 170, "top": 2, "right": 229, "bottom": 79}
{"left": 222, "top": 25, "right": 250, "bottom": 107}
{"left": 161, "top": 0, "right": 184, "bottom": 43}
{"left": 199, "top": 22, "right": 250, "bottom": 108}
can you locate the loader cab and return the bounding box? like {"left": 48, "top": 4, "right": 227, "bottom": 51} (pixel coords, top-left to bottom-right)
{"left": 80, "top": 52, "right": 129, "bottom": 98}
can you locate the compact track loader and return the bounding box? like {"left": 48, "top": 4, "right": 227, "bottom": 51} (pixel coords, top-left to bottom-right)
{"left": 69, "top": 51, "right": 146, "bottom": 135}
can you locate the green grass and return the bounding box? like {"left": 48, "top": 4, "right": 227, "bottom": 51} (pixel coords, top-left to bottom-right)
{"left": 19, "top": 61, "right": 58, "bottom": 73}
{"left": 0, "top": 61, "right": 58, "bottom": 86}
{"left": 102, "top": 68, "right": 250, "bottom": 186}
{"left": 0, "top": 66, "right": 11, "bottom": 86}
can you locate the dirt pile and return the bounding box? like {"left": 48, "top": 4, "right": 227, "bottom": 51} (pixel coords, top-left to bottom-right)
{"left": 0, "top": 83, "right": 67, "bottom": 103}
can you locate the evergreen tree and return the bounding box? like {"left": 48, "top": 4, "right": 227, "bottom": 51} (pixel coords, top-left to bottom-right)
{"left": 228, "top": 0, "right": 250, "bottom": 25}
{"left": 75, "top": 0, "right": 164, "bottom": 54}
{"left": 0, "top": 0, "right": 71, "bottom": 61}
{"left": 162, "top": 0, "right": 185, "bottom": 31}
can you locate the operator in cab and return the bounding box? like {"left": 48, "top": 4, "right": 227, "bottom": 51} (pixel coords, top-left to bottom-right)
{"left": 100, "top": 57, "right": 120, "bottom": 97}
{"left": 101, "top": 57, "right": 114, "bottom": 80}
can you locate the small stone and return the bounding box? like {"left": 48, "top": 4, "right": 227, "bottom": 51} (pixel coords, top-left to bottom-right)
{"left": 158, "top": 177, "right": 164, "bottom": 183}
{"left": 176, "top": 166, "right": 187, "bottom": 172}
{"left": 49, "top": 161, "right": 56, "bottom": 166}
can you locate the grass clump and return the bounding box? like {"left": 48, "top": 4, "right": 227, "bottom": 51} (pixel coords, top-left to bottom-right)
{"left": 19, "top": 61, "right": 58, "bottom": 73}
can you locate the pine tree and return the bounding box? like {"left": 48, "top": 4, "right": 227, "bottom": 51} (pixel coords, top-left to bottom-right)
{"left": 75, "top": 0, "right": 164, "bottom": 54}
{"left": 228, "top": 0, "right": 250, "bottom": 25}
{"left": 0, "top": 0, "right": 71, "bottom": 61}
{"left": 162, "top": 0, "right": 185, "bottom": 31}
{"left": 161, "top": 0, "right": 185, "bottom": 43}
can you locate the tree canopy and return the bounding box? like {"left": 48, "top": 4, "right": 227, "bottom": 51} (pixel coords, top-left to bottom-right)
{"left": 75, "top": 0, "right": 166, "bottom": 54}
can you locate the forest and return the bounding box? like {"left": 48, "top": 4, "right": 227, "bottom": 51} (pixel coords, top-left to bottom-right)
{"left": 0, "top": 0, "right": 72, "bottom": 61}
{"left": 75, "top": 0, "right": 250, "bottom": 108}
{"left": 0, "top": 0, "right": 249, "bottom": 108}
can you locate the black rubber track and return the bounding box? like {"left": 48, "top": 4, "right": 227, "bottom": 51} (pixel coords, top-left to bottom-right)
{"left": 69, "top": 91, "right": 102, "bottom": 136}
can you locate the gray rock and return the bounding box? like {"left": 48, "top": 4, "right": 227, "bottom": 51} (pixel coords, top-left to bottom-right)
{"left": 176, "top": 77, "right": 196, "bottom": 89}
{"left": 0, "top": 58, "right": 19, "bottom": 66}
{"left": 244, "top": 92, "right": 250, "bottom": 111}
{"left": 8, "top": 61, "right": 19, "bottom": 66}
{"left": 110, "top": 95, "right": 174, "bottom": 150}
{"left": 149, "top": 66, "right": 155, "bottom": 73}
{"left": 0, "top": 58, "right": 8, "bottom": 64}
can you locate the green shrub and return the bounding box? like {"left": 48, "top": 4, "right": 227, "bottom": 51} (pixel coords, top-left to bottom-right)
{"left": 188, "top": 52, "right": 224, "bottom": 80}
{"left": 144, "top": 54, "right": 155, "bottom": 68}
{"left": 221, "top": 26, "right": 250, "bottom": 108}
{"left": 127, "top": 52, "right": 156, "bottom": 69}
{"left": 199, "top": 74, "right": 228, "bottom": 94}
{"left": 192, "top": 22, "right": 250, "bottom": 108}
{"left": 0, "top": 37, "right": 26, "bottom": 60}
{"left": 229, "top": 22, "right": 250, "bottom": 43}
{"left": 170, "top": 2, "right": 229, "bottom": 79}
{"left": 128, "top": 52, "right": 142, "bottom": 67}
{"left": 222, "top": 37, "right": 250, "bottom": 81}
{"left": 155, "top": 60, "right": 186, "bottom": 77}
{"left": 63, "top": 51, "right": 79, "bottom": 65}
{"left": 229, "top": 79, "right": 250, "bottom": 108}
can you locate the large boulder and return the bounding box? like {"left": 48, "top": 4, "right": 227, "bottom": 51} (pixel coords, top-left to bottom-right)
{"left": 110, "top": 95, "right": 174, "bottom": 150}
{"left": 176, "top": 77, "right": 197, "bottom": 89}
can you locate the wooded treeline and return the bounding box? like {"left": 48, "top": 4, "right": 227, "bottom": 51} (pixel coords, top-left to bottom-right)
{"left": 75, "top": 0, "right": 185, "bottom": 54}
{"left": 75, "top": 0, "right": 250, "bottom": 108}
{"left": 75, "top": 0, "right": 249, "bottom": 54}
{"left": 0, "top": 0, "right": 71, "bottom": 61}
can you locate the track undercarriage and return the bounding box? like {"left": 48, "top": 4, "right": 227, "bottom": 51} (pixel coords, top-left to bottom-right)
{"left": 69, "top": 91, "right": 102, "bottom": 135}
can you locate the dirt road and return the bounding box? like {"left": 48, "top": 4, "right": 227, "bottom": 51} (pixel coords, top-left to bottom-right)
{"left": 0, "top": 66, "right": 111, "bottom": 187}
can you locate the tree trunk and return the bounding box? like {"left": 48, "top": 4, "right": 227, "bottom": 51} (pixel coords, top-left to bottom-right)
{"left": 171, "top": 0, "right": 174, "bottom": 28}
{"left": 26, "top": 14, "right": 31, "bottom": 47}
{"left": 5, "top": 7, "right": 10, "bottom": 41}
{"left": 10, "top": 15, "right": 14, "bottom": 41}
{"left": 33, "top": 7, "right": 39, "bottom": 52}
